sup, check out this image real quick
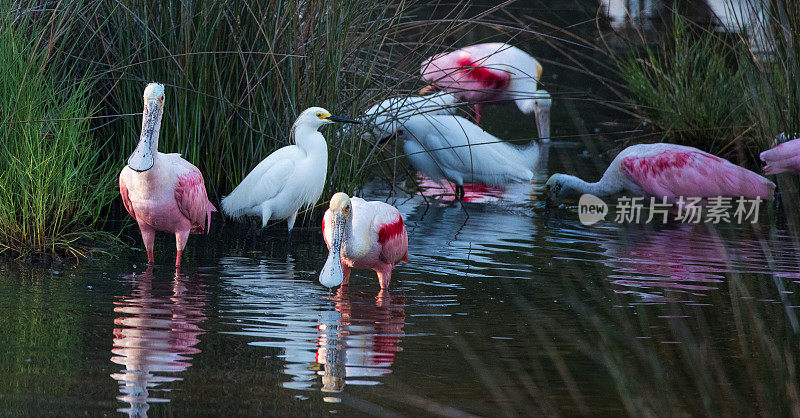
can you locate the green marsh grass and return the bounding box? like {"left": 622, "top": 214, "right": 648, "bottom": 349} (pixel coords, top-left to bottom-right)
{"left": 611, "top": 14, "right": 752, "bottom": 155}
{"left": 0, "top": 13, "right": 117, "bottom": 260}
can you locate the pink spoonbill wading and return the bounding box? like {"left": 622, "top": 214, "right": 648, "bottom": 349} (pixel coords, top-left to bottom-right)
{"left": 545, "top": 143, "right": 775, "bottom": 206}
{"left": 119, "top": 83, "right": 216, "bottom": 267}
{"left": 420, "top": 42, "right": 552, "bottom": 141}
{"left": 760, "top": 134, "right": 800, "bottom": 175}
{"left": 319, "top": 193, "right": 409, "bottom": 289}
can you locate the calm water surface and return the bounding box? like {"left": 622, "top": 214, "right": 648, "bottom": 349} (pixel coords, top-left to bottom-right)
{"left": 2, "top": 145, "right": 800, "bottom": 415}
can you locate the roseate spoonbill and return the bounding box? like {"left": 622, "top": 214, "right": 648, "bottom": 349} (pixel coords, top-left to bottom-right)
{"left": 545, "top": 143, "right": 775, "bottom": 206}
{"left": 364, "top": 92, "right": 459, "bottom": 138}
{"left": 119, "top": 83, "right": 216, "bottom": 267}
{"left": 319, "top": 193, "right": 408, "bottom": 289}
{"left": 396, "top": 114, "right": 540, "bottom": 199}
{"left": 220, "top": 107, "right": 361, "bottom": 232}
{"left": 420, "top": 42, "right": 552, "bottom": 141}
{"left": 760, "top": 135, "right": 800, "bottom": 175}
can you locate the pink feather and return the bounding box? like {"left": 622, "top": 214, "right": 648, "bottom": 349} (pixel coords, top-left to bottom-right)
{"left": 760, "top": 137, "right": 800, "bottom": 175}
{"left": 621, "top": 148, "right": 775, "bottom": 200}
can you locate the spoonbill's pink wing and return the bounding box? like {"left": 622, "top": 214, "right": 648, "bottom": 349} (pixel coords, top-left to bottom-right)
{"left": 621, "top": 150, "right": 774, "bottom": 200}
{"left": 174, "top": 161, "right": 215, "bottom": 234}
{"left": 119, "top": 176, "right": 136, "bottom": 220}
{"left": 760, "top": 137, "right": 800, "bottom": 175}
{"left": 372, "top": 205, "right": 408, "bottom": 265}
{"left": 421, "top": 49, "right": 511, "bottom": 101}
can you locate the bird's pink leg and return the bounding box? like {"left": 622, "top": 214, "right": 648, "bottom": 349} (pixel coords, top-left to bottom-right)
{"left": 139, "top": 224, "right": 156, "bottom": 265}
{"left": 375, "top": 265, "right": 393, "bottom": 289}
{"left": 175, "top": 230, "right": 190, "bottom": 267}
{"left": 471, "top": 103, "right": 484, "bottom": 125}
{"left": 342, "top": 265, "right": 351, "bottom": 287}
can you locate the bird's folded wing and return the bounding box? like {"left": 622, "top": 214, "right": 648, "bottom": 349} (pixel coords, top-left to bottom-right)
{"left": 621, "top": 151, "right": 773, "bottom": 200}
{"left": 174, "top": 166, "right": 213, "bottom": 233}
{"left": 119, "top": 176, "right": 136, "bottom": 219}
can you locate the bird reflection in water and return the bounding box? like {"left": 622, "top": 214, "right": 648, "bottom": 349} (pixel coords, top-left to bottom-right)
{"left": 598, "top": 223, "right": 800, "bottom": 301}
{"left": 315, "top": 289, "right": 406, "bottom": 403}
{"left": 110, "top": 267, "right": 206, "bottom": 417}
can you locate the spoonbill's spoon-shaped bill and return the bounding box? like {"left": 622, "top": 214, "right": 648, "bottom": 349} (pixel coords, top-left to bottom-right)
{"left": 220, "top": 108, "right": 361, "bottom": 232}
{"left": 320, "top": 193, "right": 408, "bottom": 289}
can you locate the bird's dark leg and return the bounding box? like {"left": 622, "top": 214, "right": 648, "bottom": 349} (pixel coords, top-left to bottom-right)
{"left": 455, "top": 184, "right": 465, "bottom": 200}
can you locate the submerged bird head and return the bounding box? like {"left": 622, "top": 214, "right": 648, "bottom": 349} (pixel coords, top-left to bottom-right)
{"left": 294, "top": 107, "right": 362, "bottom": 131}
{"left": 532, "top": 90, "right": 552, "bottom": 143}
{"left": 128, "top": 82, "right": 166, "bottom": 172}
{"left": 544, "top": 173, "right": 566, "bottom": 208}
{"left": 319, "top": 192, "right": 353, "bottom": 288}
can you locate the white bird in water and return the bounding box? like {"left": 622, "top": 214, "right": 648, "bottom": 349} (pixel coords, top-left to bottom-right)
{"left": 220, "top": 107, "right": 361, "bottom": 232}
{"left": 319, "top": 192, "right": 408, "bottom": 289}
{"left": 364, "top": 92, "right": 459, "bottom": 138}
{"left": 394, "top": 114, "right": 540, "bottom": 199}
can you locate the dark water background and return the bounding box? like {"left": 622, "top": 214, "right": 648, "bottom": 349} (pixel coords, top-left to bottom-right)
{"left": 3, "top": 0, "right": 800, "bottom": 416}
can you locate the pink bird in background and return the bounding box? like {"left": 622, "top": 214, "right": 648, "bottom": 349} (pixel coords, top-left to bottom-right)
{"left": 545, "top": 143, "right": 775, "bottom": 205}
{"left": 119, "top": 83, "right": 216, "bottom": 267}
{"left": 760, "top": 135, "right": 800, "bottom": 175}
{"left": 319, "top": 193, "right": 408, "bottom": 290}
{"left": 420, "top": 42, "right": 552, "bottom": 141}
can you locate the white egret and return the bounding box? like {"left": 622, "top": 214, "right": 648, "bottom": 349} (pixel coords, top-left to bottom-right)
{"left": 220, "top": 107, "right": 361, "bottom": 231}
{"left": 363, "top": 92, "right": 460, "bottom": 138}
{"left": 395, "top": 114, "right": 540, "bottom": 199}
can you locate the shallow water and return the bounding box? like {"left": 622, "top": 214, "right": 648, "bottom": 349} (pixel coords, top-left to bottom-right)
{"left": 2, "top": 147, "right": 800, "bottom": 415}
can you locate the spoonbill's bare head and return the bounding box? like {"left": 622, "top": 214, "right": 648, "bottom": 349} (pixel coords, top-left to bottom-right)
{"left": 143, "top": 83, "right": 165, "bottom": 103}
{"left": 128, "top": 83, "right": 166, "bottom": 172}
{"left": 329, "top": 192, "right": 352, "bottom": 214}
{"left": 295, "top": 107, "right": 362, "bottom": 131}
{"left": 532, "top": 90, "right": 551, "bottom": 142}
{"left": 544, "top": 173, "right": 565, "bottom": 208}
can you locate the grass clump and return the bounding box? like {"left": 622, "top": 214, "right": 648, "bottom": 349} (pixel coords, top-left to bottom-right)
{"left": 613, "top": 14, "right": 750, "bottom": 154}
{"left": 0, "top": 14, "right": 117, "bottom": 260}
{"left": 738, "top": 0, "right": 800, "bottom": 149}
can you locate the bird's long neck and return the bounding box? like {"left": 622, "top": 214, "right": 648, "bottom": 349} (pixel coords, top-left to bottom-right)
{"left": 293, "top": 125, "right": 328, "bottom": 158}
{"left": 560, "top": 174, "right": 622, "bottom": 197}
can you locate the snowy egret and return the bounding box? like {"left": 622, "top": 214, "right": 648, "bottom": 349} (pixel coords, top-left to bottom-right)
{"left": 760, "top": 134, "right": 800, "bottom": 174}
{"left": 394, "top": 114, "right": 540, "bottom": 199}
{"left": 364, "top": 92, "right": 459, "bottom": 138}
{"left": 119, "top": 83, "right": 216, "bottom": 267}
{"left": 319, "top": 192, "right": 408, "bottom": 289}
{"left": 220, "top": 107, "right": 361, "bottom": 232}
{"left": 545, "top": 143, "right": 775, "bottom": 206}
{"left": 420, "top": 42, "right": 552, "bottom": 141}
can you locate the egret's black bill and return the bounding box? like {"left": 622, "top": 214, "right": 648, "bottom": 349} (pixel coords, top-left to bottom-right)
{"left": 327, "top": 115, "right": 362, "bottom": 124}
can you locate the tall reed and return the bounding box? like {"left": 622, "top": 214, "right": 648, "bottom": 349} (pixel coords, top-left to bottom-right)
{"left": 0, "top": 8, "right": 117, "bottom": 260}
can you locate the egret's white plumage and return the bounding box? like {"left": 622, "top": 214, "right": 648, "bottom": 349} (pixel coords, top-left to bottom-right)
{"left": 396, "top": 114, "right": 539, "bottom": 187}
{"left": 364, "top": 92, "right": 459, "bottom": 138}
{"left": 221, "top": 107, "right": 359, "bottom": 231}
